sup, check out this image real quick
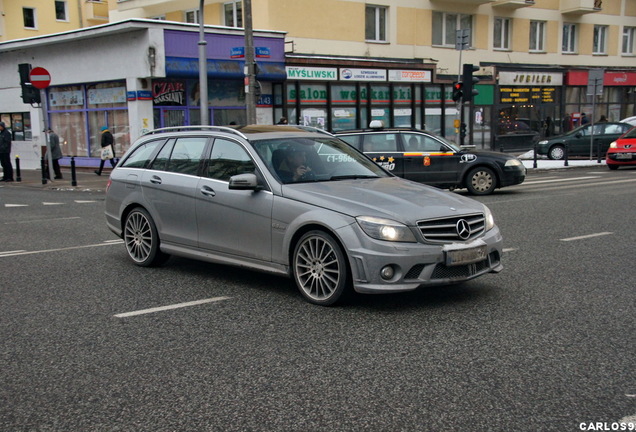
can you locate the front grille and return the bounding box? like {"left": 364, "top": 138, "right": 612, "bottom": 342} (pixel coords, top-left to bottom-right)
{"left": 417, "top": 213, "right": 485, "bottom": 243}
{"left": 431, "top": 260, "right": 489, "bottom": 280}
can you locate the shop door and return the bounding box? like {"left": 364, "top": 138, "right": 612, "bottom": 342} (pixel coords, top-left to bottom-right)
{"left": 162, "top": 109, "right": 186, "bottom": 127}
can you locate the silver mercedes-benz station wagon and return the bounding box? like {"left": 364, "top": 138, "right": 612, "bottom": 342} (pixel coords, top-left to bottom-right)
{"left": 105, "top": 125, "right": 503, "bottom": 305}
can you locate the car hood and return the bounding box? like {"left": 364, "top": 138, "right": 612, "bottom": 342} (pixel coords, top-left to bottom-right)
{"left": 282, "top": 177, "right": 485, "bottom": 224}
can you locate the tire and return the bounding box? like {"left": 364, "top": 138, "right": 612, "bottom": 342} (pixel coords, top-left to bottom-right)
{"left": 292, "top": 230, "right": 350, "bottom": 306}
{"left": 548, "top": 145, "right": 565, "bottom": 160}
{"left": 608, "top": 164, "right": 619, "bottom": 170}
{"left": 466, "top": 167, "right": 497, "bottom": 195}
{"left": 123, "top": 207, "right": 170, "bottom": 267}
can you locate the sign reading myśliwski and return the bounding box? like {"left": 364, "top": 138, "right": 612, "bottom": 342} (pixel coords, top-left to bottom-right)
{"left": 286, "top": 66, "right": 338, "bottom": 81}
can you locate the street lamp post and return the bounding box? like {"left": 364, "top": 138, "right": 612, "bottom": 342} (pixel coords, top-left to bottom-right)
{"left": 244, "top": 0, "right": 257, "bottom": 125}
{"left": 198, "top": 0, "right": 208, "bottom": 125}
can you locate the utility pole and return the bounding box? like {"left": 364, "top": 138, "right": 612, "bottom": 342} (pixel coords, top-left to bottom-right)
{"left": 244, "top": 0, "right": 257, "bottom": 124}
{"left": 198, "top": 0, "right": 209, "bottom": 125}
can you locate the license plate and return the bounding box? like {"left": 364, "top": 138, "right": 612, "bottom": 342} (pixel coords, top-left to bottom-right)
{"left": 446, "top": 245, "right": 488, "bottom": 266}
{"left": 616, "top": 153, "right": 632, "bottom": 160}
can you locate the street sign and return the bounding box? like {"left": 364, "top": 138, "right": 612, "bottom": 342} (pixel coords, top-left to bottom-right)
{"left": 586, "top": 68, "right": 604, "bottom": 96}
{"left": 29, "top": 67, "right": 51, "bottom": 89}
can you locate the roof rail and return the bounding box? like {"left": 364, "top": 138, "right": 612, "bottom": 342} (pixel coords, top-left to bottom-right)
{"left": 143, "top": 126, "right": 247, "bottom": 140}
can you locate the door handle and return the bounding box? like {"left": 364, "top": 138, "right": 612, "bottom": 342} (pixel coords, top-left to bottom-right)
{"left": 149, "top": 175, "right": 162, "bottom": 184}
{"left": 200, "top": 185, "right": 216, "bottom": 197}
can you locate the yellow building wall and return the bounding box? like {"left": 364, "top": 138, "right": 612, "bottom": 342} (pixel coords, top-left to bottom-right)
{"left": 626, "top": 1, "right": 636, "bottom": 16}
{"left": 513, "top": 19, "right": 529, "bottom": 53}
{"left": 1, "top": 0, "right": 81, "bottom": 41}
{"left": 546, "top": 20, "right": 559, "bottom": 54}
{"left": 607, "top": 24, "right": 619, "bottom": 56}
{"left": 579, "top": 23, "right": 594, "bottom": 55}
{"left": 474, "top": 14, "right": 489, "bottom": 50}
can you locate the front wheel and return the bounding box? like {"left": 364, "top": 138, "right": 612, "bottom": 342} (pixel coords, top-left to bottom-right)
{"left": 123, "top": 208, "right": 170, "bottom": 267}
{"left": 548, "top": 145, "right": 565, "bottom": 160}
{"left": 292, "top": 231, "right": 350, "bottom": 306}
{"left": 608, "top": 164, "right": 619, "bottom": 170}
{"left": 466, "top": 167, "right": 497, "bottom": 195}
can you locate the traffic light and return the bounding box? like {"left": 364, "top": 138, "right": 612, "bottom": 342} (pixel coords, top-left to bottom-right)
{"left": 18, "top": 63, "right": 41, "bottom": 105}
{"left": 460, "top": 122, "right": 467, "bottom": 141}
{"left": 462, "top": 63, "right": 480, "bottom": 103}
{"left": 452, "top": 82, "right": 463, "bottom": 102}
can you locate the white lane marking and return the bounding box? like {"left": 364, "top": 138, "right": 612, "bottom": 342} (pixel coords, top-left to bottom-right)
{"left": 560, "top": 232, "right": 613, "bottom": 242}
{"left": 114, "top": 297, "right": 231, "bottom": 318}
{"left": 619, "top": 415, "right": 636, "bottom": 425}
{"left": 4, "top": 204, "right": 29, "bottom": 207}
{"left": 75, "top": 200, "right": 97, "bottom": 203}
{"left": 522, "top": 176, "right": 600, "bottom": 185}
{"left": 0, "top": 250, "right": 27, "bottom": 256}
{"left": 4, "top": 216, "right": 81, "bottom": 224}
{"left": 0, "top": 241, "right": 123, "bottom": 258}
{"left": 502, "top": 248, "right": 517, "bottom": 253}
{"left": 43, "top": 202, "right": 64, "bottom": 206}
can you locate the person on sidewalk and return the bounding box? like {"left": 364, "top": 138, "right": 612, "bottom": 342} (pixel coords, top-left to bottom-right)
{"left": 46, "top": 128, "right": 64, "bottom": 179}
{"left": 0, "top": 121, "right": 13, "bottom": 182}
{"left": 95, "top": 126, "right": 116, "bottom": 176}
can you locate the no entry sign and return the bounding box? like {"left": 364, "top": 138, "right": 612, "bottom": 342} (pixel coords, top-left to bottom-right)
{"left": 29, "top": 67, "right": 51, "bottom": 89}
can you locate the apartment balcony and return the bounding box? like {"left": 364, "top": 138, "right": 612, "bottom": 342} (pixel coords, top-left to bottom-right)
{"left": 116, "top": 0, "right": 180, "bottom": 11}
{"left": 560, "top": 0, "right": 602, "bottom": 15}
{"left": 85, "top": 1, "right": 109, "bottom": 23}
{"left": 492, "top": 0, "right": 535, "bottom": 9}
{"left": 430, "top": 0, "right": 494, "bottom": 5}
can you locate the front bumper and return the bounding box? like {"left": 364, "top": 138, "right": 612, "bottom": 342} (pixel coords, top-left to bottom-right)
{"left": 337, "top": 223, "right": 504, "bottom": 294}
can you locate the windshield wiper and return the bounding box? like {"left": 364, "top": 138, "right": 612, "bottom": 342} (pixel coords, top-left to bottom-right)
{"left": 329, "top": 175, "right": 379, "bottom": 181}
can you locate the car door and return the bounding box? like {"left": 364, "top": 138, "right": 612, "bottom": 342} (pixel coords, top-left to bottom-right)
{"left": 361, "top": 132, "right": 403, "bottom": 177}
{"left": 400, "top": 132, "right": 461, "bottom": 186}
{"left": 196, "top": 137, "right": 274, "bottom": 262}
{"left": 568, "top": 124, "right": 605, "bottom": 156}
{"left": 140, "top": 137, "right": 208, "bottom": 247}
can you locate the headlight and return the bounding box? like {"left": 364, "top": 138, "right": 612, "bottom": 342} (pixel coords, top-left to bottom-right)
{"left": 483, "top": 206, "right": 495, "bottom": 231}
{"left": 609, "top": 141, "right": 617, "bottom": 149}
{"left": 505, "top": 158, "right": 522, "bottom": 167}
{"left": 356, "top": 216, "right": 417, "bottom": 242}
{"left": 538, "top": 140, "right": 548, "bottom": 145}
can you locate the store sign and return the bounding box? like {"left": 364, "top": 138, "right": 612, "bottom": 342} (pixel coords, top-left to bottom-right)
{"left": 88, "top": 86, "right": 127, "bottom": 105}
{"left": 499, "top": 71, "right": 563, "bottom": 86}
{"left": 388, "top": 70, "right": 432, "bottom": 82}
{"left": 340, "top": 68, "right": 386, "bottom": 81}
{"left": 153, "top": 80, "right": 186, "bottom": 106}
{"left": 286, "top": 66, "right": 338, "bottom": 81}
{"left": 499, "top": 87, "right": 556, "bottom": 104}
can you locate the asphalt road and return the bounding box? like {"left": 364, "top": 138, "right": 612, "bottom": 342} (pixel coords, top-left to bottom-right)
{"left": 1, "top": 166, "right": 635, "bottom": 432}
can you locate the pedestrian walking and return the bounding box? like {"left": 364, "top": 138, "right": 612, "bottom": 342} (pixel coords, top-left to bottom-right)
{"left": 562, "top": 113, "right": 572, "bottom": 133}
{"left": 581, "top": 112, "right": 589, "bottom": 125}
{"left": 46, "top": 128, "right": 64, "bottom": 179}
{"left": 0, "top": 121, "right": 13, "bottom": 182}
{"left": 95, "top": 126, "right": 116, "bottom": 176}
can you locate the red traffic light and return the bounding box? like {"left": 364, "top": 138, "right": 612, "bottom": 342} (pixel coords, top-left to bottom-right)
{"left": 452, "top": 82, "right": 463, "bottom": 102}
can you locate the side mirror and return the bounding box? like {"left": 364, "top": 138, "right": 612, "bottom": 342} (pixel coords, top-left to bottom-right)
{"left": 229, "top": 173, "right": 262, "bottom": 191}
{"left": 575, "top": 132, "right": 582, "bottom": 138}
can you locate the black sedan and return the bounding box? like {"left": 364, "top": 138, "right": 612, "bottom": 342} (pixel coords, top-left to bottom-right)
{"left": 536, "top": 122, "right": 632, "bottom": 160}
{"left": 335, "top": 125, "right": 526, "bottom": 195}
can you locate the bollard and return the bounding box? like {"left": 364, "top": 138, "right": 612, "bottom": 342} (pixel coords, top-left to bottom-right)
{"left": 564, "top": 142, "right": 569, "bottom": 167}
{"left": 597, "top": 140, "right": 602, "bottom": 163}
{"left": 533, "top": 141, "right": 538, "bottom": 169}
{"left": 15, "top": 156, "right": 21, "bottom": 182}
{"left": 70, "top": 156, "right": 77, "bottom": 187}
{"left": 40, "top": 157, "right": 47, "bottom": 184}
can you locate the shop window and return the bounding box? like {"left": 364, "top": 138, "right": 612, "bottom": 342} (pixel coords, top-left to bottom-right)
{"left": 223, "top": 1, "right": 242, "bottom": 28}
{"left": 432, "top": 12, "right": 472, "bottom": 48}
{"left": 493, "top": 17, "right": 511, "bottom": 51}
{"left": 23, "top": 7, "right": 37, "bottom": 29}
{"left": 55, "top": 1, "right": 68, "bottom": 21}
{"left": 593, "top": 25, "right": 608, "bottom": 55}
{"left": 365, "top": 5, "right": 387, "bottom": 42}
{"left": 562, "top": 23, "right": 577, "bottom": 54}
{"left": 623, "top": 27, "right": 636, "bottom": 55}
{"left": 529, "top": 21, "right": 546, "bottom": 52}
{"left": 87, "top": 82, "right": 127, "bottom": 109}
{"left": 0, "top": 113, "right": 31, "bottom": 141}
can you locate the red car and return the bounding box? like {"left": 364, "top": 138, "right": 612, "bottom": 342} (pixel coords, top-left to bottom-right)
{"left": 606, "top": 126, "right": 636, "bottom": 170}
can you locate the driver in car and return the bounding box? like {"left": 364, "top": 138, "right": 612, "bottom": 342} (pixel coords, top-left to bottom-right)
{"left": 277, "top": 147, "right": 312, "bottom": 182}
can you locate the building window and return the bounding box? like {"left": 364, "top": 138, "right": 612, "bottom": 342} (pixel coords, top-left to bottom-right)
{"left": 594, "top": 25, "right": 608, "bottom": 54}
{"left": 433, "top": 12, "right": 473, "bottom": 48}
{"left": 224, "top": 1, "right": 243, "bottom": 27}
{"left": 23, "top": 7, "right": 37, "bottom": 29}
{"left": 184, "top": 9, "right": 200, "bottom": 24}
{"left": 0, "top": 112, "right": 31, "bottom": 141}
{"left": 55, "top": 1, "right": 68, "bottom": 21}
{"left": 151, "top": 16, "right": 166, "bottom": 21}
{"left": 562, "top": 23, "right": 577, "bottom": 54}
{"left": 365, "top": 5, "right": 387, "bottom": 42}
{"left": 623, "top": 26, "right": 636, "bottom": 55}
{"left": 493, "top": 17, "right": 511, "bottom": 50}
{"left": 529, "top": 20, "right": 546, "bottom": 52}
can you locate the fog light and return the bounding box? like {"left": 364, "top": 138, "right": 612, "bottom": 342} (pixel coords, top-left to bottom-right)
{"left": 380, "top": 265, "right": 395, "bottom": 280}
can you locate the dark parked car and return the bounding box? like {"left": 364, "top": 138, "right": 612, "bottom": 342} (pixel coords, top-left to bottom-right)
{"left": 536, "top": 122, "right": 632, "bottom": 160}
{"left": 335, "top": 123, "right": 526, "bottom": 195}
{"left": 105, "top": 125, "right": 504, "bottom": 306}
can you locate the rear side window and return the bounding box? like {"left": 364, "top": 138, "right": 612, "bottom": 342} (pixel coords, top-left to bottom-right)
{"left": 205, "top": 138, "right": 255, "bottom": 182}
{"left": 150, "top": 137, "right": 207, "bottom": 175}
{"left": 338, "top": 135, "right": 361, "bottom": 150}
{"left": 363, "top": 134, "right": 398, "bottom": 152}
{"left": 120, "top": 140, "right": 165, "bottom": 169}
{"left": 403, "top": 133, "right": 446, "bottom": 152}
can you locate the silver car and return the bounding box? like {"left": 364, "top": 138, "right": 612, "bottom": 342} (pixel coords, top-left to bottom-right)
{"left": 105, "top": 125, "right": 503, "bottom": 305}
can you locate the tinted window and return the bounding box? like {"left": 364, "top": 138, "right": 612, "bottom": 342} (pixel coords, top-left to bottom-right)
{"left": 604, "top": 123, "right": 628, "bottom": 135}
{"left": 338, "top": 135, "right": 361, "bottom": 150}
{"left": 120, "top": 140, "right": 165, "bottom": 169}
{"left": 403, "top": 133, "right": 446, "bottom": 152}
{"left": 168, "top": 138, "right": 206, "bottom": 175}
{"left": 363, "top": 134, "right": 398, "bottom": 152}
{"left": 206, "top": 139, "right": 255, "bottom": 182}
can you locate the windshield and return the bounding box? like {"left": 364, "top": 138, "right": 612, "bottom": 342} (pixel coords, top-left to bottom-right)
{"left": 252, "top": 136, "right": 390, "bottom": 184}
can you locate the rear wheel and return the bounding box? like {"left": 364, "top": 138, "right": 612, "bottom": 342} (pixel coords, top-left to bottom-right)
{"left": 292, "top": 231, "right": 350, "bottom": 306}
{"left": 123, "top": 208, "right": 170, "bottom": 267}
{"left": 466, "top": 167, "right": 497, "bottom": 195}
{"left": 548, "top": 145, "right": 565, "bottom": 160}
